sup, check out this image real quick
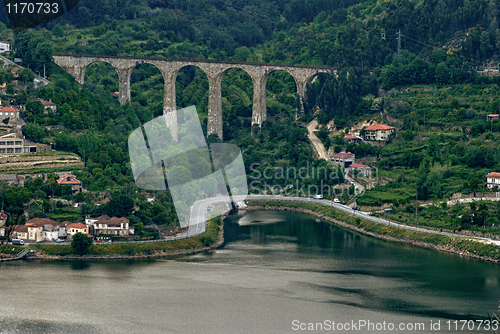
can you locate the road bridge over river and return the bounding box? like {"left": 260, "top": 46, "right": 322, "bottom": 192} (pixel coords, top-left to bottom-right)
{"left": 53, "top": 54, "right": 335, "bottom": 140}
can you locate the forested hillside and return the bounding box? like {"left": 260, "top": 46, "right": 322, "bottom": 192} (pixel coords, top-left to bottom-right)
{"left": 1, "top": 0, "right": 500, "bottom": 231}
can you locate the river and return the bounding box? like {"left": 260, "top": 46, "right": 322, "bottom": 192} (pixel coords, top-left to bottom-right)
{"left": 1, "top": 210, "right": 499, "bottom": 333}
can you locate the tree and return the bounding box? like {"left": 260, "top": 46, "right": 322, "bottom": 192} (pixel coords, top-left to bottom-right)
{"left": 71, "top": 232, "right": 93, "bottom": 255}
{"left": 97, "top": 194, "right": 134, "bottom": 217}
{"left": 6, "top": 83, "right": 14, "bottom": 95}
{"left": 19, "top": 68, "right": 34, "bottom": 85}
{"left": 52, "top": 24, "right": 64, "bottom": 38}
{"left": 22, "top": 123, "right": 47, "bottom": 143}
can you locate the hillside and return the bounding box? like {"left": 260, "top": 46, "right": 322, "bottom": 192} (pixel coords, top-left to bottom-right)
{"left": 0, "top": 0, "right": 498, "bottom": 234}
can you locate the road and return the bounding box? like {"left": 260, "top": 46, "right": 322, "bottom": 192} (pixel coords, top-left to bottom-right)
{"left": 39, "top": 195, "right": 500, "bottom": 247}
{"left": 0, "top": 55, "right": 49, "bottom": 87}
{"left": 306, "top": 119, "right": 329, "bottom": 160}
{"left": 245, "top": 194, "right": 500, "bottom": 246}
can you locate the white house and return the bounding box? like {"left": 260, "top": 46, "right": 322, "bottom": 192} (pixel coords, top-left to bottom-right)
{"left": 0, "top": 41, "right": 10, "bottom": 53}
{"left": 43, "top": 225, "right": 60, "bottom": 242}
{"left": 86, "top": 215, "right": 131, "bottom": 236}
{"left": 364, "top": 124, "right": 396, "bottom": 141}
{"left": 486, "top": 172, "right": 500, "bottom": 189}
{"left": 330, "top": 151, "right": 355, "bottom": 168}
{"left": 40, "top": 100, "right": 57, "bottom": 114}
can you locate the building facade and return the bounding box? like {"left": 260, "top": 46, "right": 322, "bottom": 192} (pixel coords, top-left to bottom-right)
{"left": 364, "top": 124, "right": 396, "bottom": 141}
{"left": 0, "top": 132, "right": 23, "bottom": 154}
{"left": 486, "top": 172, "right": 500, "bottom": 189}
{"left": 330, "top": 152, "right": 355, "bottom": 168}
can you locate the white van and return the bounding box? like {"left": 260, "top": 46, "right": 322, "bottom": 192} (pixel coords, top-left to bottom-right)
{"left": 313, "top": 195, "right": 323, "bottom": 199}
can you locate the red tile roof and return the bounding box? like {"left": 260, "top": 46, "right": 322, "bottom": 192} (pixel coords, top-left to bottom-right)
{"left": 12, "top": 225, "right": 28, "bottom": 232}
{"left": 331, "top": 152, "right": 355, "bottom": 159}
{"left": 344, "top": 135, "right": 362, "bottom": 140}
{"left": 487, "top": 172, "right": 500, "bottom": 179}
{"left": 57, "top": 174, "right": 81, "bottom": 185}
{"left": 68, "top": 223, "right": 87, "bottom": 229}
{"left": 349, "top": 163, "right": 369, "bottom": 169}
{"left": 26, "top": 217, "right": 59, "bottom": 226}
{"left": 364, "top": 124, "right": 395, "bottom": 131}
{"left": 39, "top": 100, "right": 56, "bottom": 106}
{"left": 96, "top": 198, "right": 110, "bottom": 205}
{"left": 0, "top": 106, "right": 19, "bottom": 112}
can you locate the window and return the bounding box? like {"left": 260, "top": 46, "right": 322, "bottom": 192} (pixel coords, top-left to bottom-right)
{"left": 23, "top": 147, "right": 29, "bottom": 152}
{"left": 15, "top": 148, "right": 21, "bottom": 153}
{"left": 7, "top": 141, "right": 13, "bottom": 145}
{"left": 0, "top": 112, "right": 2, "bottom": 115}
{"left": 0, "top": 141, "right": 4, "bottom": 145}
{"left": 15, "top": 141, "right": 21, "bottom": 145}
{"left": 7, "top": 148, "right": 13, "bottom": 153}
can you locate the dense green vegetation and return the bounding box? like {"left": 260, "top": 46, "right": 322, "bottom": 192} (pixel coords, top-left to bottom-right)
{"left": 0, "top": 0, "right": 500, "bottom": 238}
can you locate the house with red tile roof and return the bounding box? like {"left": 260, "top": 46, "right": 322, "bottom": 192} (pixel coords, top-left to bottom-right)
{"left": 87, "top": 215, "right": 132, "bottom": 236}
{"left": 330, "top": 151, "right": 355, "bottom": 168}
{"left": 11, "top": 225, "right": 28, "bottom": 240}
{"left": 363, "top": 124, "right": 396, "bottom": 141}
{"left": 39, "top": 99, "right": 57, "bottom": 113}
{"left": 95, "top": 198, "right": 110, "bottom": 206}
{"left": 57, "top": 174, "right": 83, "bottom": 194}
{"left": 67, "top": 222, "right": 89, "bottom": 238}
{"left": 347, "top": 163, "right": 372, "bottom": 177}
{"left": 0, "top": 106, "right": 20, "bottom": 121}
{"left": 486, "top": 172, "right": 500, "bottom": 189}
{"left": 487, "top": 114, "right": 499, "bottom": 121}
{"left": 344, "top": 135, "right": 363, "bottom": 144}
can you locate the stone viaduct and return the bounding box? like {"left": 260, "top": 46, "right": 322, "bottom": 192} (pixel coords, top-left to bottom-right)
{"left": 53, "top": 54, "right": 335, "bottom": 140}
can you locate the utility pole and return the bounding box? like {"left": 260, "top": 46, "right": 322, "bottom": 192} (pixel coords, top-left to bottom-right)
{"left": 397, "top": 30, "right": 401, "bottom": 55}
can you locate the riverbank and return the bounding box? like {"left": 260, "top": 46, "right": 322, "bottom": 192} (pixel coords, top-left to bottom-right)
{"left": 243, "top": 200, "right": 500, "bottom": 264}
{"left": 3, "top": 218, "right": 225, "bottom": 261}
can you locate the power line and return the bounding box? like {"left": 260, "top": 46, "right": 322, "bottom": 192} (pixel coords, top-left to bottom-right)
{"left": 400, "top": 33, "right": 487, "bottom": 68}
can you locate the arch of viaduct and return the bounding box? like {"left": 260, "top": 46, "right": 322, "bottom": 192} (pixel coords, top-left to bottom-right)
{"left": 53, "top": 54, "right": 335, "bottom": 140}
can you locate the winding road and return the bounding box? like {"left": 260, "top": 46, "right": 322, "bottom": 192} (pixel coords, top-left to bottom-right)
{"left": 306, "top": 120, "right": 329, "bottom": 160}
{"left": 244, "top": 195, "right": 500, "bottom": 246}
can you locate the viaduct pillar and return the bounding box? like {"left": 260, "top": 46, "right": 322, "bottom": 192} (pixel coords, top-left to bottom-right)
{"left": 207, "top": 75, "right": 223, "bottom": 140}
{"left": 116, "top": 67, "right": 134, "bottom": 105}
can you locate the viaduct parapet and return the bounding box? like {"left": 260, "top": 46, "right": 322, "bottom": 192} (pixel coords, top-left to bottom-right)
{"left": 53, "top": 54, "right": 335, "bottom": 140}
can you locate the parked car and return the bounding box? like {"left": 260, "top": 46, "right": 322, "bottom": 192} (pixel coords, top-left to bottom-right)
{"left": 333, "top": 198, "right": 341, "bottom": 203}
{"left": 353, "top": 207, "right": 360, "bottom": 211}
{"left": 314, "top": 194, "right": 323, "bottom": 199}
{"left": 11, "top": 239, "right": 24, "bottom": 245}
{"left": 56, "top": 239, "right": 65, "bottom": 243}
{"left": 340, "top": 201, "right": 346, "bottom": 205}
